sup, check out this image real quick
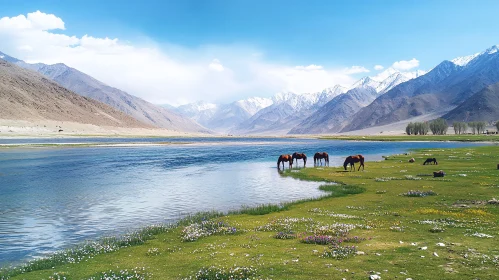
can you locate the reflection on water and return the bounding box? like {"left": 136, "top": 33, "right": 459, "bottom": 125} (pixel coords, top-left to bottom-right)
{"left": 0, "top": 138, "right": 487, "bottom": 265}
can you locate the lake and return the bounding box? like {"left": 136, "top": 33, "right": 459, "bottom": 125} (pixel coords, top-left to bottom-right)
{"left": 0, "top": 138, "right": 488, "bottom": 265}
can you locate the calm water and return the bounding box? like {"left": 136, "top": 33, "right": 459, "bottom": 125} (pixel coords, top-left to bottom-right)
{"left": 0, "top": 138, "right": 487, "bottom": 265}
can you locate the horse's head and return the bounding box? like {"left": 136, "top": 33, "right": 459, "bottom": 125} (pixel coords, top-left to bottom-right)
{"left": 343, "top": 157, "right": 349, "bottom": 170}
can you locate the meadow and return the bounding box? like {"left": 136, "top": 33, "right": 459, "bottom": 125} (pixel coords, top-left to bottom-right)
{"left": 1, "top": 146, "right": 498, "bottom": 279}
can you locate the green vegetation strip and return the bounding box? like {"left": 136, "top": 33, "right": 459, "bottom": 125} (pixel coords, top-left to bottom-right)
{"left": 320, "top": 134, "right": 499, "bottom": 142}
{"left": 2, "top": 146, "right": 499, "bottom": 279}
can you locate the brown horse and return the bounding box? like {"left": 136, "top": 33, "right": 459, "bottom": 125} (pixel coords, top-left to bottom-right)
{"left": 314, "top": 152, "right": 329, "bottom": 167}
{"left": 277, "top": 154, "right": 293, "bottom": 170}
{"left": 292, "top": 152, "right": 307, "bottom": 167}
{"left": 343, "top": 154, "right": 365, "bottom": 171}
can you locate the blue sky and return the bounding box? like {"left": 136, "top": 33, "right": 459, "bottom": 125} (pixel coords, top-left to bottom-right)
{"left": 0, "top": 0, "right": 498, "bottom": 104}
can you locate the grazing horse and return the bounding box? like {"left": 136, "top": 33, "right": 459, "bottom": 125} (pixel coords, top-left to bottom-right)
{"left": 343, "top": 154, "right": 365, "bottom": 171}
{"left": 277, "top": 154, "right": 293, "bottom": 170}
{"left": 314, "top": 152, "right": 329, "bottom": 167}
{"left": 423, "top": 158, "right": 438, "bottom": 165}
{"left": 292, "top": 152, "right": 307, "bottom": 167}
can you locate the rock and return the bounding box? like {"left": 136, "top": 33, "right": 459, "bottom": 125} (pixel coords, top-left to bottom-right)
{"left": 356, "top": 251, "right": 365, "bottom": 255}
{"left": 436, "top": 243, "right": 445, "bottom": 247}
{"left": 369, "top": 275, "right": 381, "bottom": 280}
{"left": 419, "top": 246, "right": 428, "bottom": 250}
{"left": 488, "top": 198, "right": 499, "bottom": 205}
{"left": 410, "top": 242, "right": 417, "bottom": 246}
{"left": 433, "top": 252, "right": 439, "bottom": 257}
{"left": 399, "top": 241, "right": 404, "bottom": 244}
{"left": 375, "top": 253, "right": 382, "bottom": 256}
{"left": 409, "top": 158, "right": 415, "bottom": 163}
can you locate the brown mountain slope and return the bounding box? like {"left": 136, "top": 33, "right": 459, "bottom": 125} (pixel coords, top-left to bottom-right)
{"left": 0, "top": 59, "right": 149, "bottom": 128}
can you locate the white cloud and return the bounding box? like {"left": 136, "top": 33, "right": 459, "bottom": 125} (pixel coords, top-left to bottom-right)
{"left": 392, "top": 58, "right": 419, "bottom": 70}
{"left": 374, "top": 65, "right": 384, "bottom": 70}
{"left": 0, "top": 11, "right": 359, "bottom": 105}
{"left": 0, "top": 10, "right": 65, "bottom": 30}
{"left": 208, "top": 59, "right": 224, "bottom": 71}
{"left": 343, "top": 65, "right": 370, "bottom": 74}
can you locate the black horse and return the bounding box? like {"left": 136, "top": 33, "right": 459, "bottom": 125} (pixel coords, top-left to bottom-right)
{"left": 423, "top": 158, "right": 438, "bottom": 165}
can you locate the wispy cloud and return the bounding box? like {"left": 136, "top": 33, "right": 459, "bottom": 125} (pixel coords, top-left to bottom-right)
{"left": 374, "top": 65, "right": 384, "bottom": 70}
{"left": 0, "top": 11, "right": 358, "bottom": 105}
{"left": 343, "top": 65, "right": 370, "bottom": 74}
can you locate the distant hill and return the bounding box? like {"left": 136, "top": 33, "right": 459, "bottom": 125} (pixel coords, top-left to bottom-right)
{"left": 0, "top": 51, "right": 210, "bottom": 134}
{"left": 0, "top": 59, "right": 149, "bottom": 128}
{"left": 443, "top": 82, "right": 499, "bottom": 122}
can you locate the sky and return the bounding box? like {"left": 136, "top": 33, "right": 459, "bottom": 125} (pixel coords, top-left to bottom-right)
{"left": 0, "top": 0, "right": 499, "bottom": 105}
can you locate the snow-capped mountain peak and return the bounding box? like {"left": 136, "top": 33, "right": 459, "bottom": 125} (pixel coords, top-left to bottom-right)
{"left": 235, "top": 97, "right": 273, "bottom": 115}
{"left": 451, "top": 53, "right": 480, "bottom": 66}
{"left": 371, "top": 67, "right": 399, "bottom": 82}
{"left": 350, "top": 76, "right": 380, "bottom": 90}
{"left": 485, "top": 45, "right": 499, "bottom": 54}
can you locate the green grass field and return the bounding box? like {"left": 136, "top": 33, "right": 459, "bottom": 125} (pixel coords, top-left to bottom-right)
{"left": 319, "top": 134, "right": 499, "bottom": 142}
{"left": 2, "top": 146, "right": 499, "bottom": 279}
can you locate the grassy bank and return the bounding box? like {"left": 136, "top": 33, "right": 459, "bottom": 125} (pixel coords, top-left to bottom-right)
{"left": 320, "top": 134, "right": 499, "bottom": 142}
{"left": 2, "top": 146, "right": 499, "bottom": 279}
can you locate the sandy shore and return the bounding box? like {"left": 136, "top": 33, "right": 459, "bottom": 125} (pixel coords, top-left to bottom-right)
{"left": 0, "top": 119, "right": 211, "bottom": 138}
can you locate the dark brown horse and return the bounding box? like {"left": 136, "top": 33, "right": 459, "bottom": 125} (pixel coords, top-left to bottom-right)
{"left": 423, "top": 158, "right": 438, "bottom": 165}
{"left": 292, "top": 152, "right": 307, "bottom": 167}
{"left": 314, "top": 152, "right": 329, "bottom": 167}
{"left": 343, "top": 154, "right": 365, "bottom": 171}
{"left": 277, "top": 154, "right": 293, "bottom": 170}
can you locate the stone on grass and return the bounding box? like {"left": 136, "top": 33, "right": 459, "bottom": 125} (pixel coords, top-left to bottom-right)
{"left": 369, "top": 275, "right": 381, "bottom": 280}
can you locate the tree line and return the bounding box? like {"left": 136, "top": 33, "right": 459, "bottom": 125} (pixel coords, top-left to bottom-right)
{"left": 406, "top": 119, "right": 498, "bottom": 135}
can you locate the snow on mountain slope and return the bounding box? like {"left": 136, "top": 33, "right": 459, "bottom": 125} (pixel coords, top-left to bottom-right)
{"left": 342, "top": 44, "right": 499, "bottom": 132}
{"left": 175, "top": 97, "right": 273, "bottom": 133}
{"left": 229, "top": 85, "right": 348, "bottom": 135}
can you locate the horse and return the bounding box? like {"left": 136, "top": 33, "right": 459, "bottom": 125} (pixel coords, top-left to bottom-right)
{"left": 423, "top": 158, "right": 438, "bottom": 165}
{"left": 292, "top": 152, "right": 307, "bottom": 167}
{"left": 314, "top": 152, "right": 329, "bottom": 167}
{"left": 343, "top": 154, "right": 365, "bottom": 171}
{"left": 277, "top": 154, "right": 293, "bottom": 170}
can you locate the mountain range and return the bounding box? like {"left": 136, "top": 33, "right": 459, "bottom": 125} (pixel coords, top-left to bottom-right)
{"left": 0, "top": 59, "right": 148, "bottom": 128}
{"left": 342, "top": 45, "right": 499, "bottom": 132}
{"left": 0, "top": 51, "right": 209, "bottom": 134}
{"left": 2, "top": 44, "right": 499, "bottom": 136}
